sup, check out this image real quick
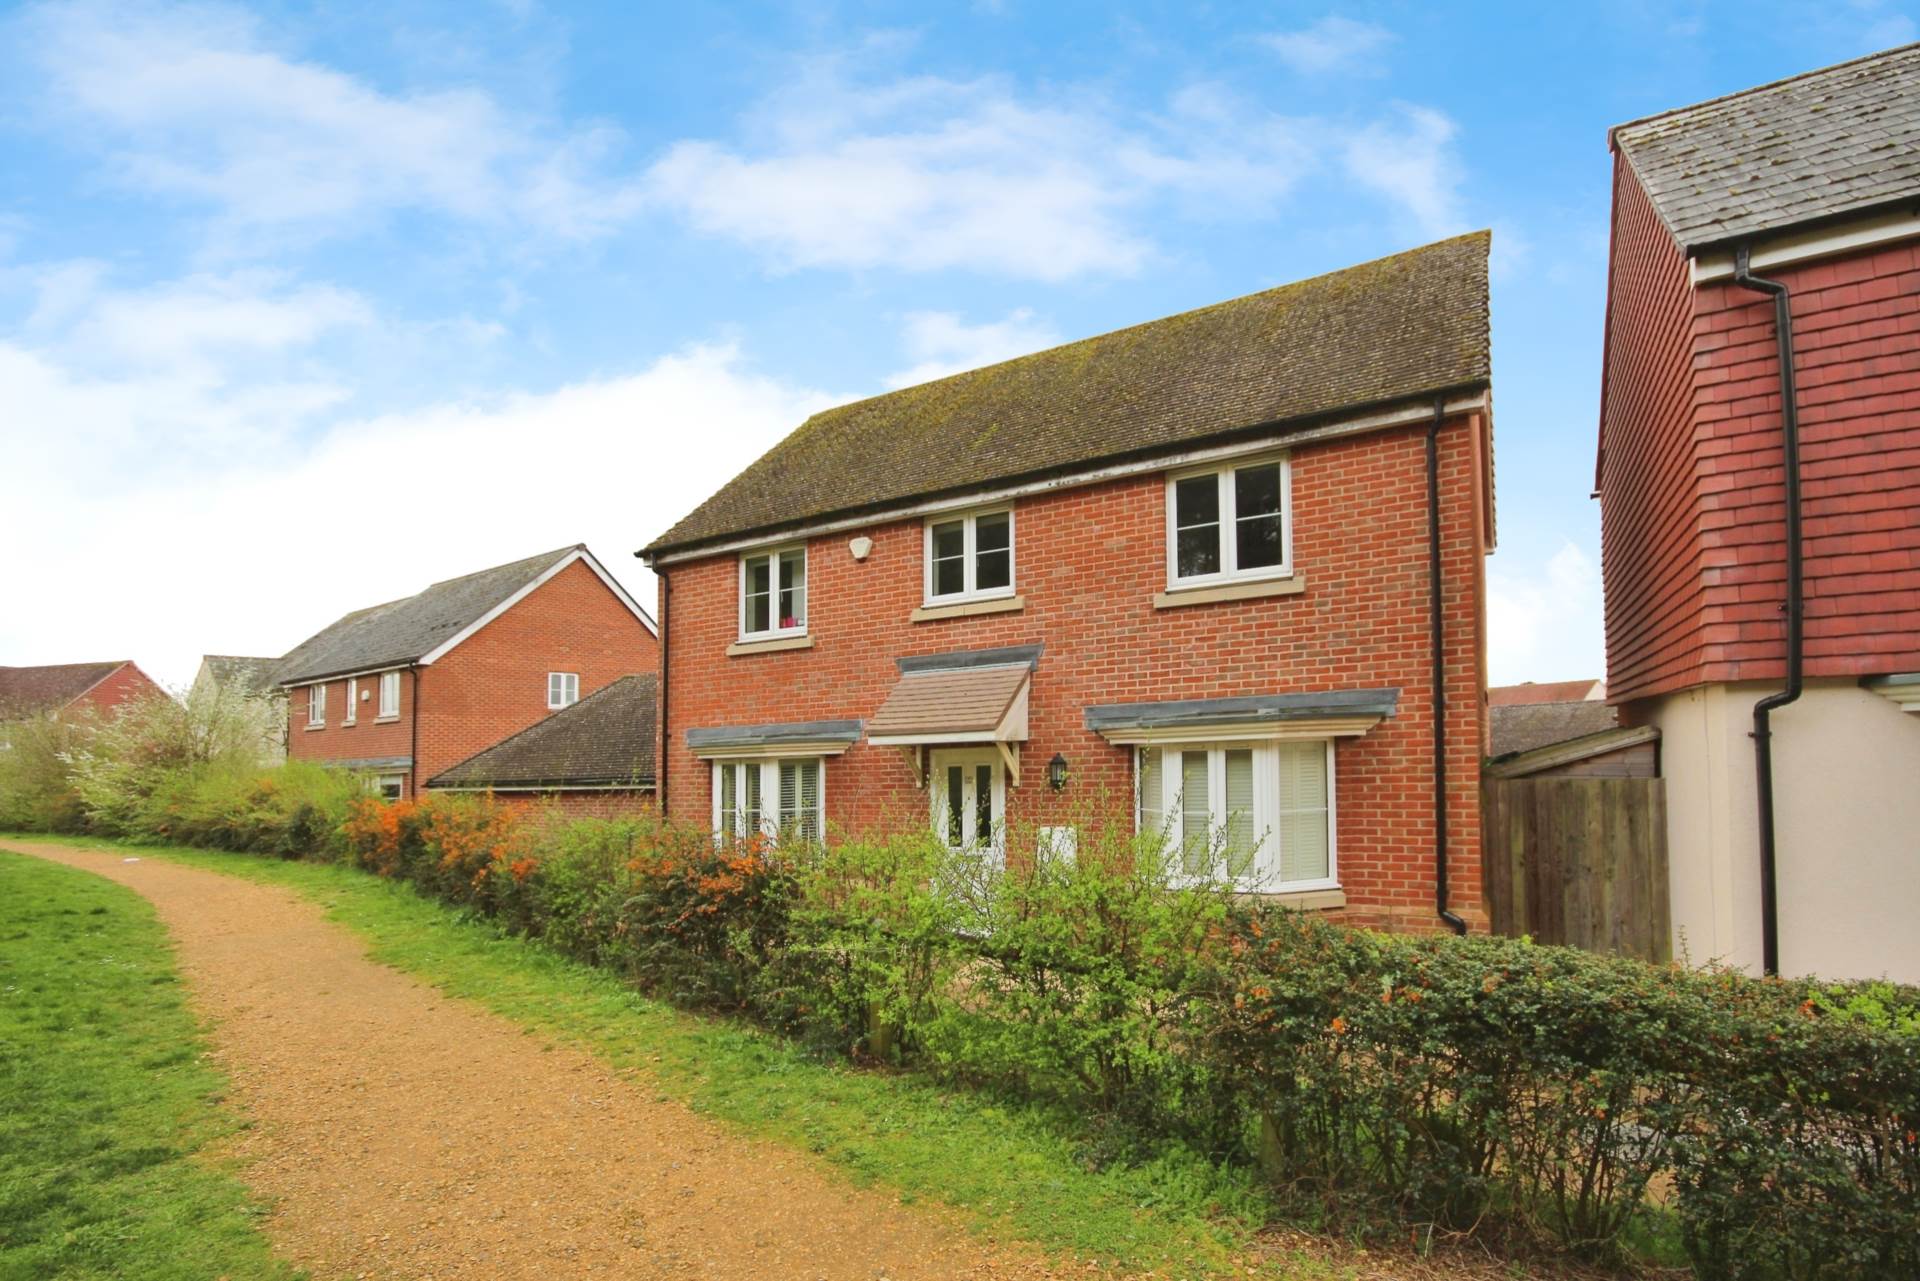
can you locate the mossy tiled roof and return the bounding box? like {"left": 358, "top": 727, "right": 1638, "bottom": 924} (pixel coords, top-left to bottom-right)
{"left": 645, "top": 231, "right": 1491, "bottom": 557}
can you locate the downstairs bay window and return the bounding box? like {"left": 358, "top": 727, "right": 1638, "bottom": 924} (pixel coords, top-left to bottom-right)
{"left": 1136, "top": 739, "right": 1334, "bottom": 891}
{"left": 713, "top": 758, "right": 823, "bottom": 846}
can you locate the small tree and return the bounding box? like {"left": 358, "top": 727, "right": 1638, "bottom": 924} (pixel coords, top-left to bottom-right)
{"left": 64, "top": 681, "right": 281, "bottom": 834}
{"left": 0, "top": 711, "right": 93, "bottom": 831}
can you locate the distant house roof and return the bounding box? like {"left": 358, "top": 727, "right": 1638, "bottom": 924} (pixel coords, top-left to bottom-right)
{"left": 0, "top": 661, "right": 130, "bottom": 720}
{"left": 644, "top": 232, "right": 1491, "bottom": 557}
{"left": 1489, "top": 700, "right": 1620, "bottom": 758}
{"left": 199, "top": 655, "right": 283, "bottom": 697}
{"left": 1612, "top": 43, "right": 1920, "bottom": 254}
{"left": 1487, "top": 678, "right": 1605, "bottom": 708}
{"left": 428, "top": 675, "right": 658, "bottom": 790}
{"left": 277, "top": 546, "right": 654, "bottom": 686}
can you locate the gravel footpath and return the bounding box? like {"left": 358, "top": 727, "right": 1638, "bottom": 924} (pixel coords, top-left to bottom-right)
{"left": 8, "top": 842, "right": 1079, "bottom": 1281}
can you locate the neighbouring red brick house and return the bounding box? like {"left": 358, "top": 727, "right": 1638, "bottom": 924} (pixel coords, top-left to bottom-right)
{"left": 1598, "top": 45, "right": 1920, "bottom": 980}
{"left": 0, "top": 660, "right": 165, "bottom": 741}
{"left": 641, "top": 234, "right": 1495, "bottom": 933}
{"left": 277, "top": 546, "right": 658, "bottom": 799}
{"left": 427, "top": 673, "right": 656, "bottom": 816}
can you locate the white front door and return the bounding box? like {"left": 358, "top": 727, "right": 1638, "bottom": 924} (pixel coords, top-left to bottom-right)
{"left": 929, "top": 748, "right": 1005, "bottom": 864}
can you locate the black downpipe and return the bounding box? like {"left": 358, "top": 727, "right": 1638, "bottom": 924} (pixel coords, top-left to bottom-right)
{"left": 656, "top": 573, "right": 670, "bottom": 817}
{"left": 407, "top": 665, "right": 421, "bottom": 800}
{"left": 1428, "top": 396, "right": 1468, "bottom": 936}
{"left": 1733, "top": 244, "right": 1805, "bottom": 978}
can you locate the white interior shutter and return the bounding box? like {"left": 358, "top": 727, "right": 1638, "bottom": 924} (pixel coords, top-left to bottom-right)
{"left": 1276, "top": 741, "right": 1330, "bottom": 884}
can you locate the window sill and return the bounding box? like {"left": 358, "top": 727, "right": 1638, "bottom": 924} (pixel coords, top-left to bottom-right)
{"left": 727, "top": 634, "right": 815, "bottom": 657}
{"left": 910, "top": 594, "right": 1024, "bottom": 622}
{"left": 374, "top": 715, "right": 400, "bottom": 724}
{"left": 1240, "top": 886, "right": 1345, "bottom": 911}
{"left": 341, "top": 721, "right": 356, "bottom": 729}
{"left": 304, "top": 724, "right": 326, "bottom": 732}
{"left": 1154, "top": 574, "right": 1305, "bottom": 609}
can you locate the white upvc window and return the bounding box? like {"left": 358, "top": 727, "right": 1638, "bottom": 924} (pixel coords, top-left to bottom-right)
{"left": 547, "top": 671, "right": 580, "bottom": 709}
{"left": 378, "top": 671, "right": 401, "bottom": 719}
{"left": 924, "top": 508, "right": 1015, "bottom": 604}
{"left": 1166, "top": 455, "right": 1292, "bottom": 588}
{"left": 712, "top": 758, "right": 823, "bottom": 846}
{"left": 376, "top": 774, "right": 404, "bottom": 801}
{"left": 307, "top": 683, "right": 326, "bottom": 727}
{"left": 1136, "top": 739, "right": 1335, "bottom": 892}
{"left": 739, "top": 546, "right": 808, "bottom": 641}
{"left": 343, "top": 677, "right": 358, "bottom": 724}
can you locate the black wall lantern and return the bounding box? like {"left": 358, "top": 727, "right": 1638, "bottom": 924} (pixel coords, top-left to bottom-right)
{"left": 1047, "top": 752, "right": 1070, "bottom": 792}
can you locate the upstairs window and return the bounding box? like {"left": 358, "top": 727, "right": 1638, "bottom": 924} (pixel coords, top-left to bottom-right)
{"left": 307, "top": 683, "right": 326, "bottom": 727}
{"left": 343, "top": 677, "right": 358, "bottom": 725}
{"left": 378, "top": 671, "right": 401, "bottom": 718}
{"left": 925, "top": 509, "right": 1014, "bottom": 604}
{"left": 547, "top": 672, "right": 579, "bottom": 709}
{"left": 1167, "top": 456, "right": 1291, "bottom": 587}
{"left": 740, "top": 546, "right": 807, "bottom": 640}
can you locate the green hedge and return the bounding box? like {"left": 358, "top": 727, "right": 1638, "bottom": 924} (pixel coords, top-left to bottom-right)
{"left": 19, "top": 765, "right": 1918, "bottom": 1278}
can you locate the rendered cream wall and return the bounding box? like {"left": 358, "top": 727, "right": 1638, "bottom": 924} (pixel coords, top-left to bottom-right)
{"left": 1642, "top": 679, "right": 1920, "bottom": 982}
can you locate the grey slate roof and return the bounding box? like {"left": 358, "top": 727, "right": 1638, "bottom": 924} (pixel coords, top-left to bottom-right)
{"left": 201, "top": 655, "right": 283, "bottom": 697}
{"left": 1488, "top": 700, "right": 1620, "bottom": 759}
{"left": 897, "top": 645, "right": 1043, "bottom": 674}
{"left": 276, "top": 546, "right": 581, "bottom": 685}
{"left": 430, "top": 675, "right": 657, "bottom": 789}
{"left": 1084, "top": 688, "right": 1400, "bottom": 734}
{"left": 685, "top": 720, "right": 863, "bottom": 752}
{"left": 1613, "top": 43, "right": 1920, "bottom": 253}
{"left": 645, "top": 232, "right": 1491, "bottom": 556}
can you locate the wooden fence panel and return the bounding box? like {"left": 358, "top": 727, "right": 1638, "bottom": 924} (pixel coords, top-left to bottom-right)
{"left": 1480, "top": 777, "right": 1670, "bottom": 963}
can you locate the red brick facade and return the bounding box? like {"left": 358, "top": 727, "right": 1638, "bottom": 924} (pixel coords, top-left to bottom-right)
{"left": 289, "top": 559, "right": 658, "bottom": 796}
{"left": 1599, "top": 158, "right": 1920, "bottom": 701}
{"left": 659, "top": 415, "right": 1491, "bottom": 932}
{"left": 73, "top": 662, "right": 166, "bottom": 716}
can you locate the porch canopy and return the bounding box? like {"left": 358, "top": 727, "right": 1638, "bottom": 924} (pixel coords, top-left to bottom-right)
{"left": 1084, "top": 687, "right": 1398, "bottom": 744}
{"left": 868, "top": 645, "right": 1037, "bottom": 779}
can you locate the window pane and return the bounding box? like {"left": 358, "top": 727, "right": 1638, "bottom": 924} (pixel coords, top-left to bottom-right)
{"left": 778, "top": 551, "right": 805, "bottom": 628}
{"left": 1236, "top": 513, "right": 1284, "bottom": 569}
{"left": 798, "top": 761, "right": 820, "bottom": 843}
{"left": 780, "top": 763, "right": 800, "bottom": 839}
{"left": 932, "top": 521, "right": 965, "bottom": 560}
{"left": 1234, "top": 464, "right": 1282, "bottom": 518}
{"left": 1174, "top": 474, "right": 1219, "bottom": 526}
{"left": 746, "top": 556, "right": 771, "bottom": 633}
{"left": 1277, "top": 742, "right": 1330, "bottom": 884}
{"left": 974, "top": 549, "right": 1010, "bottom": 592}
{"left": 946, "top": 765, "right": 964, "bottom": 846}
{"left": 1176, "top": 527, "right": 1221, "bottom": 578}
{"left": 1138, "top": 748, "right": 1164, "bottom": 843}
{"left": 1180, "top": 751, "right": 1211, "bottom": 876}
{"left": 974, "top": 763, "right": 993, "bottom": 847}
{"left": 975, "top": 513, "right": 1010, "bottom": 552}
{"left": 1223, "top": 749, "right": 1256, "bottom": 880}
{"left": 744, "top": 766, "right": 763, "bottom": 837}
{"left": 934, "top": 553, "right": 966, "bottom": 597}
{"left": 719, "top": 764, "right": 737, "bottom": 839}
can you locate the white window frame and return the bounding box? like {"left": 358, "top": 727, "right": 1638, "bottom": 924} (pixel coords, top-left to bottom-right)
{"left": 378, "top": 670, "right": 401, "bottom": 719}
{"left": 738, "top": 545, "right": 809, "bottom": 642}
{"left": 342, "top": 677, "right": 358, "bottom": 725}
{"left": 923, "top": 507, "right": 1016, "bottom": 606}
{"left": 307, "top": 683, "right": 326, "bottom": 728}
{"left": 711, "top": 757, "right": 825, "bottom": 847}
{"left": 1136, "top": 738, "right": 1336, "bottom": 893}
{"left": 375, "top": 773, "right": 404, "bottom": 801}
{"left": 1164, "top": 454, "right": 1293, "bottom": 589}
{"left": 547, "top": 671, "right": 580, "bottom": 710}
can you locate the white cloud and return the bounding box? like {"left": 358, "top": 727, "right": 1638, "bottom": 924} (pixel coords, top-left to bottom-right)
{"left": 1260, "top": 15, "right": 1395, "bottom": 75}
{"left": 1486, "top": 542, "right": 1606, "bottom": 685}
{"left": 1341, "top": 104, "right": 1466, "bottom": 238}
{"left": 884, "top": 308, "right": 1061, "bottom": 388}
{"left": 1, "top": 283, "right": 832, "bottom": 687}
{"left": 13, "top": 0, "right": 645, "bottom": 244}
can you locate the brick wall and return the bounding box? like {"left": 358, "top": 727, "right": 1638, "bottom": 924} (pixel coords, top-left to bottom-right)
{"left": 289, "top": 559, "right": 659, "bottom": 795}
{"left": 74, "top": 662, "right": 166, "bottom": 715}
{"left": 1600, "top": 159, "right": 1920, "bottom": 702}
{"left": 659, "top": 415, "right": 1490, "bottom": 932}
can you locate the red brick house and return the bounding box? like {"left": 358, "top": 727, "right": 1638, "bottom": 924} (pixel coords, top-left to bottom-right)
{"left": 641, "top": 234, "right": 1495, "bottom": 933}
{"left": 1598, "top": 45, "right": 1920, "bottom": 980}
{"left": 277, "top": 546, "right": 658, "bottom": 799}
{"left": 427, "top": 673, "right": 656, "bottom": 816}
{"left": 0, "top": 660, "right": 165, "bottom": 740}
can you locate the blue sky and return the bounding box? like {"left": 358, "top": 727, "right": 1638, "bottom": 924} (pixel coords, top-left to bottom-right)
{"left": 3, "top": 0, "right": 1915, "bottom": 689}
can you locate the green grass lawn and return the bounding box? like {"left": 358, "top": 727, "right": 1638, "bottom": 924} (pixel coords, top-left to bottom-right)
{"left": 1, "top": 835, "right": 1323, "bottom": 1280}
{"left": 0, "top": 848, "right": 300, "bottom": 1281}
